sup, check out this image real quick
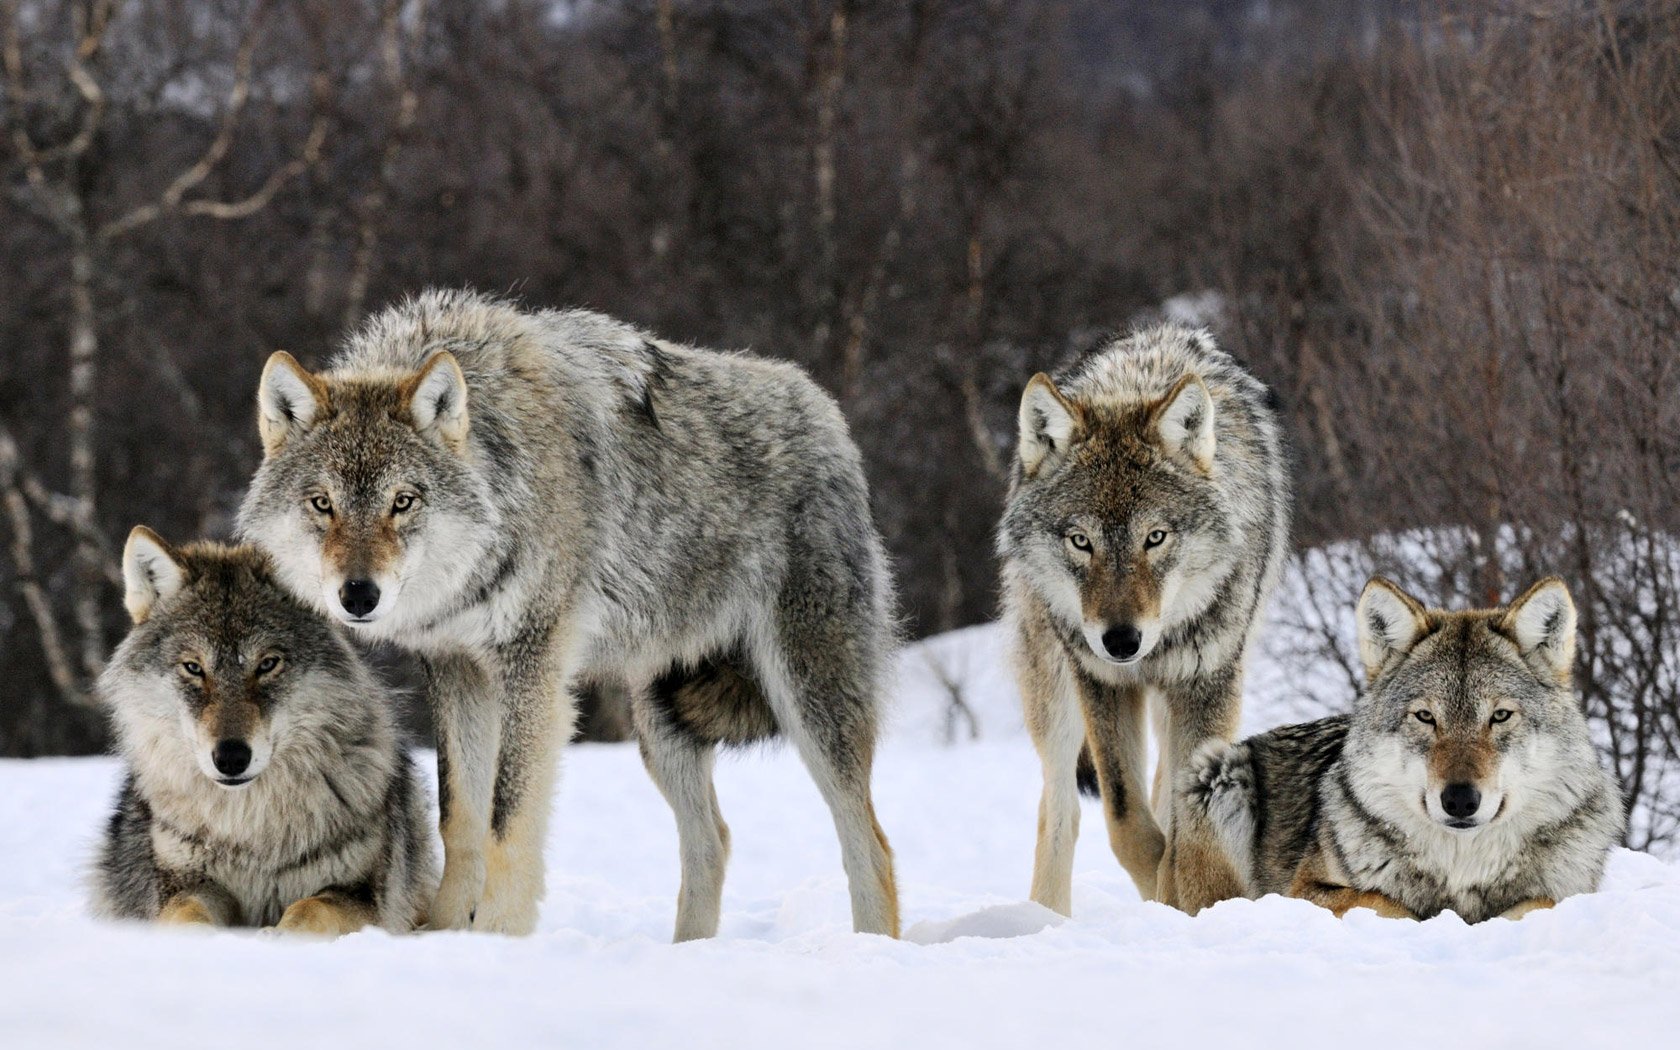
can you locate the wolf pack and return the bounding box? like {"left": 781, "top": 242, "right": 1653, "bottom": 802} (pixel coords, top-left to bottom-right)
{"left": 90, "top": 289, "right": 1623, "bottom": 939}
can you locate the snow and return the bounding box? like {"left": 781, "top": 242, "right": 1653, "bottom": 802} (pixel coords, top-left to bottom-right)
{"left": 3, "top": 603, "right": 1678, "bottom": 1046}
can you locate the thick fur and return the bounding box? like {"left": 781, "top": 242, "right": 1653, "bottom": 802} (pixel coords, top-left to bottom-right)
{"left": 998, "top": 325, "right": 1290, "bottom": 915}
{"left": 237, "top": 289, "right": 899, "bottom": 939}
{"left": 1186, "top": 578, "right": 1624, "bottom": 922}
{"left": 93, "top": 533, "right": 435, "bottom": 935}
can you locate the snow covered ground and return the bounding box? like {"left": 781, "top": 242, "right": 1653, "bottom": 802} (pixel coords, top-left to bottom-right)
{"left": 3, "top": 617, "right": 1679, "bottom": 1047}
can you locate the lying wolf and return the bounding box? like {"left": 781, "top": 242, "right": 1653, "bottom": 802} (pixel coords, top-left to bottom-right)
{"left": 1185, "top": 576, "right": 1623, "bottom": 921}
{"left": 238, "top": 290, "right": 899, "bottom": 938}
{"left": 93, "top": 529, "right": 434, "bottom": 935}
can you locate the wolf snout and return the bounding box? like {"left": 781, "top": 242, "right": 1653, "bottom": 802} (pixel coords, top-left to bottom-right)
{"left": 1101, "top": 624, "right": 1143, "bottom": 661}
{"left": 339, "top": 578, "right": 382, "bottom": 618}
{"left": 1440, "top": 782, "right": 1482, "bottom": 823}
{"left": 212, "top": 739, "right": 253, "bottom": 780}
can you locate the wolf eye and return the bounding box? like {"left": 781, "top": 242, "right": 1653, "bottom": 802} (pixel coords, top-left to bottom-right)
{"left": 182, "top": 660, "right": 205, "bottom": 678}
{"left": 391, "top": 492, "right": 417, "bottom": 514}
{"left": 1066, "top": 531, "right": 1092, "bottom": 553}
{"left": 308, "top": 494, "right": 333, "bottom": 515}
{"left": 1491, "top": 709, "right": 1514, "bottom": 724}
{"left": 255, "top": 655, "right": 281, "bottom": 675}
{"left": 1414, "top": 710, "right": 1435, "bottom": 725}
{"left": 1144, "top": 529, "right": 1168, "bottom": 549}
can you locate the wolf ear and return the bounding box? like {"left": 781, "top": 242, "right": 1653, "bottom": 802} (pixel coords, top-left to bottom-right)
{"left": 1501, "top": 577, "right": 1577, "bottom": 682}
{"left": 122, "top": 526, "right": 185, "bottom": 624}
{"left": 1017, "top": 373, "right": 1083, "bottom": 476}
{"left": 258, "top": 351, "right": 328, "bottom": 457}
{"left": 404, "top": 352, "right": 470, "bottom": 452}
{"left": 1152, "top": 374, "right": 1215, "bottom": 472}
{"left": 1356, "top": 577, "right": 1429, "bottom": 682}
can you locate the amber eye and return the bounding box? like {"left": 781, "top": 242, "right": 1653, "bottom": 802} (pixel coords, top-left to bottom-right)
{"left": 1066, "top": 531, "right": 1093, "bottom": 553}
{"left": 1414, "top": 710, "right": 1435, "bottom": 725}
{"left": 182, "top": 660, "right": 205, "bottom": 678}
{"left": 255, "top": 655, "right": 281, "bottom": 675}
{"left": 1145, "top": 529, "right": 1168, "bottom": 549}
{"left": 1491, "top": 709, "right": 1514, "bottom": 724}
{"left": 308, "top": 494, "right": 333, "bottom": 515}
{"left": 391, "top": 492, "right": 417, "bottom": 514}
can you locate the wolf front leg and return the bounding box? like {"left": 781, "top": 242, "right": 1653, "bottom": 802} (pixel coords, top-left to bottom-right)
{"left": 1021, "top": 645, "right": 1086, "bottom": 916}
{"left": 157, "top": 884, "right": 239, "bottom": 928}
{"left": 275, "top": 889, "right": 378, "bottom": 938}
{"left": 423, "top": 652, "right": 501, "bottom": 931}
{"left": 1500, "top": 897, "right": 1556, "bottom": 920}
{"left": 1157, "top": 669, "right": 1245, "bottom": 914}
{"left": 473, "top": 623, "right": 574, "bottom": 936}
{"left": 1074, "top": 674, "right": 1165, "bottom": 903}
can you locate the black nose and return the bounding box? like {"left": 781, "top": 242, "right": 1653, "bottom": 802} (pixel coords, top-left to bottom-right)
{"left": 212, "top": 739, "right": 252, "bottom": 777}
{"left": 1441, "top": 782, "right": 1482, "bottom": 819}
{"left": 1101, "top": 624, "right": 1143, "bottom": 661}
{"left": 339, "top": 578, "right": 381, "bottom": 617}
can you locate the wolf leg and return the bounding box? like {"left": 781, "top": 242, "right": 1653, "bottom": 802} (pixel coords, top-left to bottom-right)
{"left": 476, "top": 628, "right": 573, "bottom": 936}
{"left": 758, "top": 630, "right": 899, "bottom": 939}
{"left": 633, "top": 693, "right": 731, "bottom": 942}
{"left": 1020, "top": 636, "right": 1084, "bottom": 916}
{"left": 157, "top": 885, "right": 238, "bottom": 927}
{"left": 275, "top": 890, "right": 377, "bottom": 938}
{"left": 1076, "top": 676, "right": 1165, "bottom": 901}
{"left": 1500, "top": 897, "right": 1556, "bottom": 920}
{"left": 423, "top": 652, "right": 500, "bottom": 931}
{"left": 1159, "top": 672, "right": 1245, "bottom": 914}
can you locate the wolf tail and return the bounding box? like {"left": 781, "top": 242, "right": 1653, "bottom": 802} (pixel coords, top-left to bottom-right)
{"left": 1180, "top": 739, "right": 1257, "bottom": 892}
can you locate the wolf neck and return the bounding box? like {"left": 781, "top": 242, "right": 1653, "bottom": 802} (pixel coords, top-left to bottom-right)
{"left": 125, "top": 704, "right": 395, "bottom": 850}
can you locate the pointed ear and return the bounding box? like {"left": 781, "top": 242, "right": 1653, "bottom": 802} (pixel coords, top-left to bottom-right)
{"left": 1357, "top": 577, "right": 1430, "bottom": 682}
{"left": 122, "top": 526, "right": 185, "bottom": 624}
{"left": 1501, "top": 577, "right": 1577, "bottom": 682}
{"left": 257, "top": 351, "right": 328, "bottom": 457}
{"left": 403, "top": 352, "right": 470, "bottom": 452}
{"left": 1017, "top": 373, "right": 1083, "bottom": 476}
{"left": 1151, "top": 374, "right": 1216, "bottom": 472}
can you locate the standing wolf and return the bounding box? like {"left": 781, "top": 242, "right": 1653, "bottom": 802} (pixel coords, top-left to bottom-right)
{"left": 1185, "top": 577, "right": 1624, "bottom": 922}
{"left": 998, "top": 325, "right": 1289, "bottom": 915}
{"left": 238, "top": 289, "right": 899, "bottom": 939}
{"left": 94, "top": 529, "right": 434, "bottom": 935}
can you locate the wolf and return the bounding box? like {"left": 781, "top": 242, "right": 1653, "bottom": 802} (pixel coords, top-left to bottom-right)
{"left": 998, "top": 324, "right": 1289, "bottom": 915}
{"left": 236, "top": 289, "right": 899, "bottom": 939}
{"left": 92, "top": 528, "right": 435, "bottom": 935}
{"left": 1185, "top": 576, "right": 1624, "bottom": 922}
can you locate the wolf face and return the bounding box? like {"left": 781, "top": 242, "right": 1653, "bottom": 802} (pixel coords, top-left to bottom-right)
{"left": 104, "top": 529, "right": 362, "bottom": 789}
{"left": 1005, "top": 371, "right": 1237, "bottom": 667}
{"left": 237, "top": 350, "right": 498, "bottom": 632}
{"left": 1349, "top": 576, "right": 1581, "bottom": 834}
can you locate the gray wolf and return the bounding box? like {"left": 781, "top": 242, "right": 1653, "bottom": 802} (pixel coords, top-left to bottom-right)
{"left": 92, "top": 528, "right": 435, "bottom": 935}
{"left": 1185, "top": 576, "right": 1624, "bottom": 921}
{"left": 237, "top": 289, "right": 899, "bottom": 939}
{"left": 997, "top": 324, "right": 1289, "bottom": 914}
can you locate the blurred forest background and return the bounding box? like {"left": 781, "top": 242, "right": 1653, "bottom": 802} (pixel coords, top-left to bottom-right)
{"left": 2, "top": 0, "right": 1677, "bottom": 843}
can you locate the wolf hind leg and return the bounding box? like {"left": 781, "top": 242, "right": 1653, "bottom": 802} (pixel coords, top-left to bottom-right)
{"left": 634, "top": 692, "right": 731, "bottom": 943}
{"left": 1022, "top": 650, "right": 1084, "bottom": 916}
{"left": 423, "top": 653, "right": 501, "bottom": 931}
{"left": 756, "top": 634, "right": 899, "bottom": 938}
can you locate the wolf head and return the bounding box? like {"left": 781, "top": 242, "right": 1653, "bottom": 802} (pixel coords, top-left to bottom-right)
{"left": 236, "top": 349, "right": 497, "bottom": 632}
{"left": 1002, "top": 367, "right": 1235, "bottom": 666}
{"left": 102, "top": 529, "right": 365, "bottom": 789}
{"left": 1349, "top": 575, "right": 1588, "bottom": 833}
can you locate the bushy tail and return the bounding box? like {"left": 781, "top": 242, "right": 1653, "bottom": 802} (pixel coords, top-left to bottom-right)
{"left": 1180, "top": 740, "right": 1257, "bottom": 892}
